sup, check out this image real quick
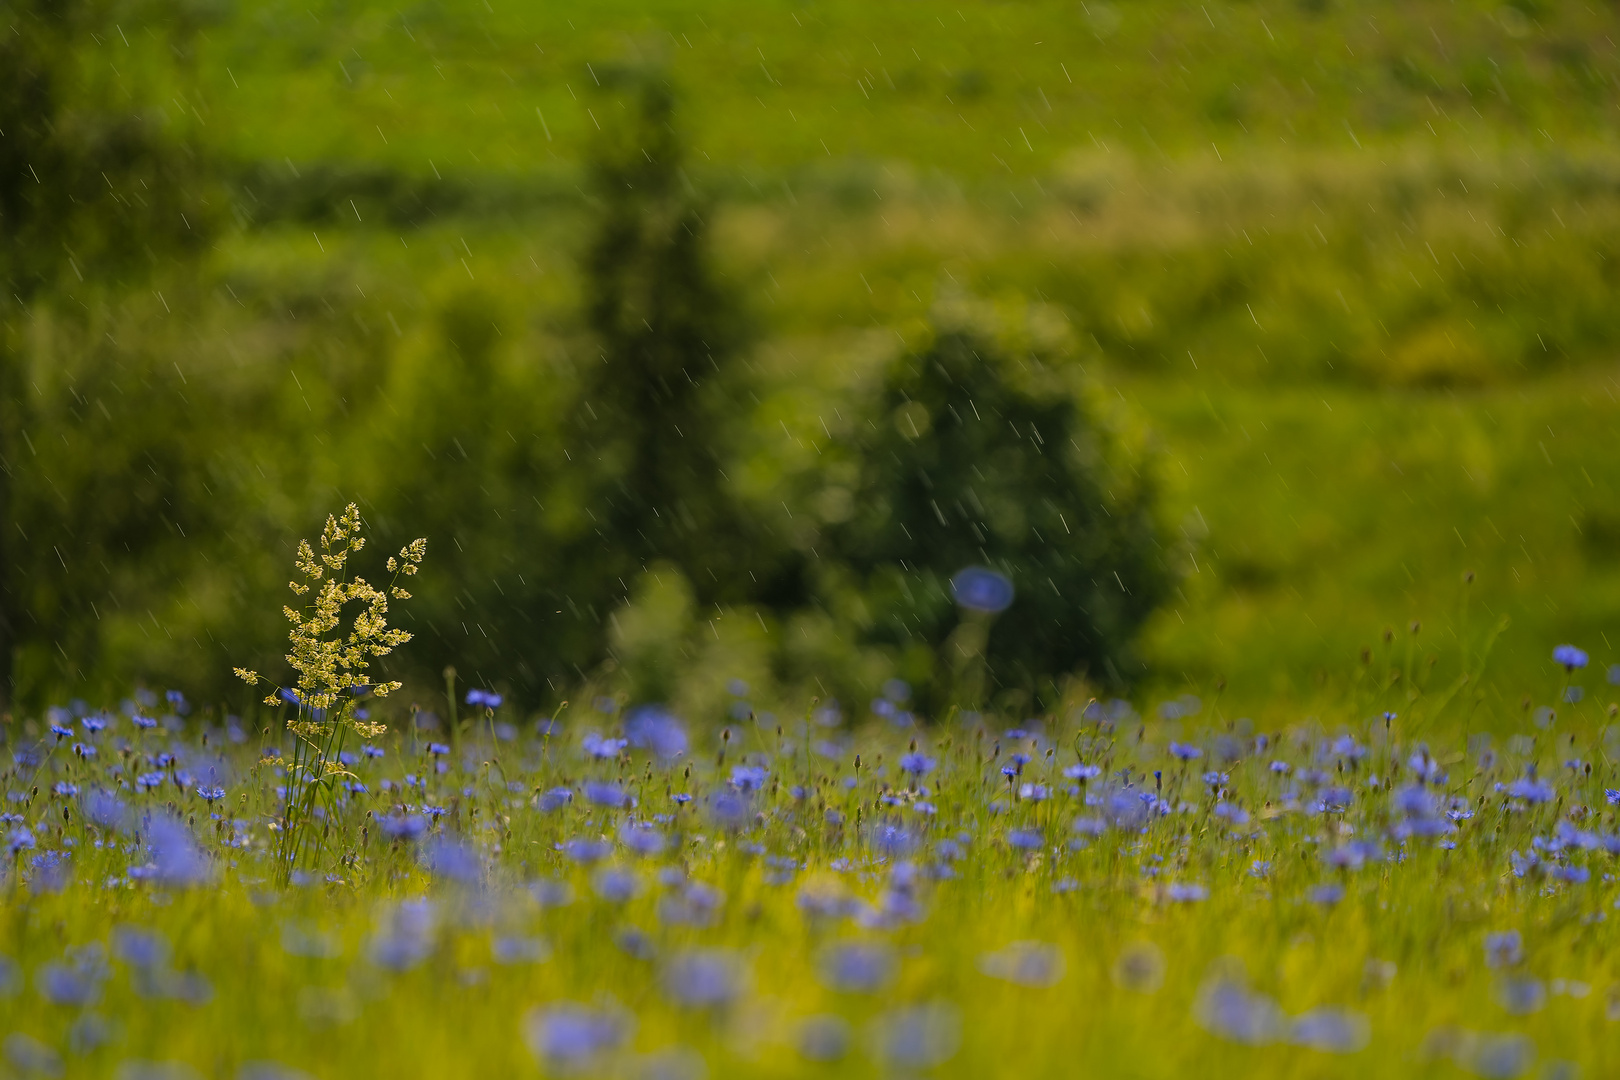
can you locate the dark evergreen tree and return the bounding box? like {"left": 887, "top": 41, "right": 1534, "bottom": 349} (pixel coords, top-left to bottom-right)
{"left": 551, "top": 73, "right": 791, "bottom": 669}
{"left": 0, "top": 0, "right": 214, "bottom": 711}
{"left": 362, "top": 74, "right": 785, "bottom": 705}
{"left": 826, "top": 324, "right": 1172, "bottom": 709}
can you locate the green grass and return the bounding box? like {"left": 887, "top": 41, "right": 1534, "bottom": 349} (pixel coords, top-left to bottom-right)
{"left": 3, "top": 670, "right": 1620, "bottom": 1078}
{"left": 191, "top": 1, "right": 1620, "bottom": 176}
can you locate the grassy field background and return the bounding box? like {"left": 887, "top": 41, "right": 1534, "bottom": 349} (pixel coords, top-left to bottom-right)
{"left": 19, "top": 0, "right": 1620, "bottom": 721}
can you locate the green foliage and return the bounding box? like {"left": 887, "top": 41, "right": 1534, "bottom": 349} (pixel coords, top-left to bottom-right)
{"left": 0, "top": 0, "right": 213, "bottom": 296}
{"left": 826, "top": 315, "right": 1171, "bottom": 707}
{"left": 9, "top": 0, "right": 1620, "bottom": 719}
{"left": 563, "top": 72, "right": 773, "bottom": 608}
{"left": 0, "top": 0, "right": 217, "bottom": 710}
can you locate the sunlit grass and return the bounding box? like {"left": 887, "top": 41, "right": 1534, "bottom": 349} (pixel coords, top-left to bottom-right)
{"left": 5, "top": 643, "right": 1620, "bottom": 1077}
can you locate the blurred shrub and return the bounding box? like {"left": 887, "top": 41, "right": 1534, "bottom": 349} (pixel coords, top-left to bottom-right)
{"left": 822, "top": 302, "right": 1172, "bottom": 710}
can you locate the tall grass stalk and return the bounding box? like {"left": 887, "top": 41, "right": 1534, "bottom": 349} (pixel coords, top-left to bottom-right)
{"left": 234, "top": 504, "right": 426, "bottom": 886}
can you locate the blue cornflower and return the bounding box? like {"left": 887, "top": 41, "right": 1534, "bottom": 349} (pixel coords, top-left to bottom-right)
{"left": 82, "top": 716, "right": 107, "bottom": 733}
{"left": 1553, "top": 644, "right": 1589, "bottom": 671}
{"left": 363, "top": 745, "right": 385, "bottom": 759}
{"left": 464, "top": 688, "right": 503, "bottom": 708}
{"left": 1497, "top": 975, "right": 1546, "bottom": 1016}
{"left": 1325, "top": 840, "right": 1380, "bottom": 871}
{"left": 195, "top": 786, "right": 226, "bottom": 803}
{"left": 536, "top": 787, "right": 573, "bottom": 812}
{"left": 1168, "top": 742, "right": 1203, "bottom": 761}
{"left": 131, "top": 715, "right": 158, "bottom": 730}
{"left": 659, "top": 881, "right": 724, "bottom": 928}
{"left": 592, "top": 866, "right": 639, "bottom": 903}
{"left": 1064, "top": 763, "right": 1102, "bottom": 780}
{"left": 492, "top": 937, "right": 548, "bottom": 965}
{"left": 86, "top": 791, "right": 126, "bottom": 831}
{"left": 1328, "top": 735, "right": 1367, "bottom": 761}
{"left": 818, "top": 941, "right": 896, "bottom": 992}
{"left": 139, "top": 814, "right": 211, "bottom": 887}
{"left": 951, "top": 566, "right": 1015, "bottom": 613}
{"left": 523, "top": 1005, "right": 626, "bottom": 1070}
{"left": 664, "top": 950, "right": 744, "bottom": 1008}
{"left": 584, "top": 782, "right": 630, "bottom": 809}
{"left": 53, "top": 782, "right": 79, "bottom": 798}
{"left": 136, "top": 772, "right": 167, "bottom": 791}
{"left": 112, "top": 927, "right": 170, "bottom": 971}
{"left": 869, "top": 821, "right": 916, "bottom": 859}
{"left": 30, "top": 850, "right": 70, "bottom": 894}
{"left": 1007, "top": 828, "right": 1043, "bottom": 851}
{"left": 423, "top": 836, "right": 480, "bottom": 884}
{"left": 563, "top": 838, "right": 612, "bottom": 865}
{"left": 379, "top": 814, "right": 428, "bottom": 841}
{"left": 730, "top": 765, "right": 768, "bottom": 792}
{"left": 278, "top": 688, "right": 300, "bottom": 705}
{"left": 1196, "top": 976, "right": 1283, "bottom": 1045}
{"left": 625, "top": 706, "right": 689, "bottom": 761}
{"left": 1288, "top": 1008, "right": 1369, "bottom": 1053}
{"left": 50, "top": 723, "right": 73, "bottom": 739}
{"left": 899, "top": 752, "right": 936, "bottom": 777}
{"left": 38, "top": 962, "right": 102, "bottom": 1007}
{"left": 619, "top": 822, "right": 667, "bottom": 857}
{"left": 1503, "top": 776, "right": 1555, "bottom": 803}
{"left": 1167, "top": 883, "right": 1208, "bottom": 902}
{"left": 1484, "top": 930, "right": 1523, "bottom": 968}
{"left": 426, "top": 743, "right": 450, "bottom": 757}
{"left": 874, "top": 1003, "right": 961, "bottom": 1069}
{"left": 1308, "top": 882, "right": 1345, "bottom": 906}
{"left": 582, "top": 732, "right": 628, "bottom": 759}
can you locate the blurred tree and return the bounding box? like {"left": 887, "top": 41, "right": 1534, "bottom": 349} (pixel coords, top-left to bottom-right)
{"left": 824, "top": 321, "right": 1172, "bottom": 710}
{"left": 0, "top": 0, "right": 215, "bottom": 712}
{"left": 348, "top": 74, "right": 793, "bottom": 710}
{"left": 548, "top": 72, "right": 795, "bottom": 685}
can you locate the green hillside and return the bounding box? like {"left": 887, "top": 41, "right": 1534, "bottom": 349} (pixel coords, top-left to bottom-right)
{"left": 13, "top": 0, "right": 1620, "bottom": 720}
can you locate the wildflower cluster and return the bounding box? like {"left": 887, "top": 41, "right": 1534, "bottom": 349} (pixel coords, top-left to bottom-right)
{"left": 231, "top": 504, "right": 426, "bottom": 882}
{"left": 235, "top": 504, "right": 425, "bottom": 716}
{"left": 2, "top": 645, "right": 1620, "bottom": 1076}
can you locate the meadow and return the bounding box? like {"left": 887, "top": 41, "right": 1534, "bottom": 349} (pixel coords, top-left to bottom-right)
{"left": 4, "top": 640, "right": 1620, "bottom": 1079}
